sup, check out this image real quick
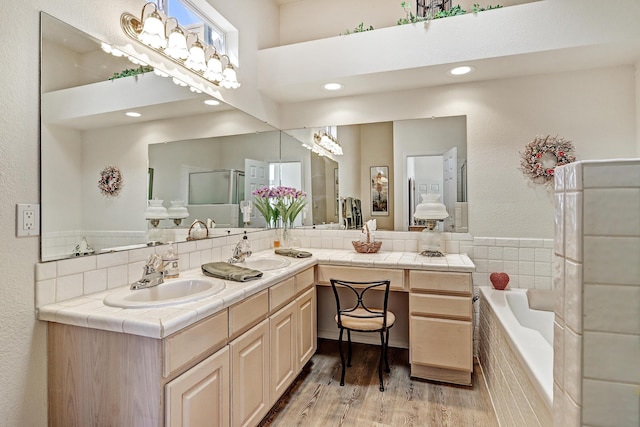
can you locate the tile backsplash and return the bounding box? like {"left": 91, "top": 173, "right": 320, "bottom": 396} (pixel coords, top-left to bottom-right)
{"left": 36, "top": 224, "right": 554, "bottom": 311}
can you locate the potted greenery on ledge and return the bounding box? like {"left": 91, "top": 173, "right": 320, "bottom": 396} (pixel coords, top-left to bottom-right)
{"left": 109, "top": 65, "right": 154, "bottom": 81}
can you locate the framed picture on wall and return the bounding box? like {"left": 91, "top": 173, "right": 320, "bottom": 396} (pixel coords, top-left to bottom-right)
{"left": 370, "top": 166, "right": 389, "bottom": 216}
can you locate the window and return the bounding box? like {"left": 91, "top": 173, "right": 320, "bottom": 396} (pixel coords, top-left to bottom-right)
{"left": 157, "top": 0, "right": 226, "bottom": 54}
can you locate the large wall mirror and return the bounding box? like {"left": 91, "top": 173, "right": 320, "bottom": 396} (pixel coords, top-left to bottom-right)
{"left": 40, "top": 13, "right": 468, "bottom": 262}
{"left": 40, "top": 13, "right": 280, "bottom": 261}
{"left": 282, "top": 117, "right": 468, "bottom": 233}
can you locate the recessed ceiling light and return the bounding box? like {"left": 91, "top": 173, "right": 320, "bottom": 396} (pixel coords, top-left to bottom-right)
{"left": 125, "top": 112, "right": 141, "bottom": 117}
{"left": 449, "top": 66, "right": 475, "bottom": 76}
{"left": 204, "top": 99, "right": 220, "bottom": 106}
{"left": 323, "top": 83, "right": 343, "bottom": 91}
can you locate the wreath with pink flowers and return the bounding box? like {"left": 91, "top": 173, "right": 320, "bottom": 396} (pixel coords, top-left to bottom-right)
{"left": 98, "top": 165, "right": 124, "bottom": 197}
{"left": 519, "top": 135, "right": 576, "bottom": 185}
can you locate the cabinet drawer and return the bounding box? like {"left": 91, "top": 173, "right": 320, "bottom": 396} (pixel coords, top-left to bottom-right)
{"left": 410, "top": 293, "right": 471, "bottom": 320}
{"left": 410, "top": 316, "right": 472, "bottom": 372}
{"left": 409, "top": 270, "right": 471, "bottom": 295}
{"left": 316, "top": 265, "right": 404, "bottom": 291}
{"left": 295, "top": 267, "right": 314, "bottom": 294}
{"left": 163, "top": 309, "right": 228, "bottom": 378}
{"left": 229, "top": 290, "right": 268, "bottom": 338}
{"left": 270, "top": 277, "right": 295, "bottom": 313}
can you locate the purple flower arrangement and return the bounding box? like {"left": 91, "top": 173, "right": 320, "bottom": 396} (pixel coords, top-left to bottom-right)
{"left": 252, "top": 186, "right": 307, "bottom": 227}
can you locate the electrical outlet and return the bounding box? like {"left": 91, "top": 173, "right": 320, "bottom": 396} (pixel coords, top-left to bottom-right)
{"left": 16, "top": 204, "right": 40, "bottom": 237}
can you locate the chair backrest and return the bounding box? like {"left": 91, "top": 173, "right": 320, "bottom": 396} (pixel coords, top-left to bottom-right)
{"left": 330, "top": 278, "right": 391, "bottom": 329}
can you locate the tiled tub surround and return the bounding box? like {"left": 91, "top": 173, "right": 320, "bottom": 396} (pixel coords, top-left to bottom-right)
{"left": 554, "top": 159, "right": 640, "bottom": 427}
{"left": 479, "top": 287, "right": 553, "bottom": 427}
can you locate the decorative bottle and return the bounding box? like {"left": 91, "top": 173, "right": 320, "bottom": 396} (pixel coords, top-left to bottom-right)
{"left": 163, "top": 242, "right": 180, "bottom": 278}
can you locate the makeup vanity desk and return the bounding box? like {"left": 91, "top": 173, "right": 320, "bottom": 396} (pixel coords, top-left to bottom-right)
{"left": 312, "top": 249, "right": 476, "bottom": 386}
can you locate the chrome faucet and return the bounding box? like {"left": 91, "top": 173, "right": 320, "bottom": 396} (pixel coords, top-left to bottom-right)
{"left": 131, "top": 254, "right": 165, "bottom": 290}
{"left": 228, "top": 234, "right": 252, "bottom": 263}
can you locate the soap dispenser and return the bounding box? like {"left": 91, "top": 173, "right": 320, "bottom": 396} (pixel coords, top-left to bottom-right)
{"left": 163, "top": 242, "right": 180, "bottom": 278}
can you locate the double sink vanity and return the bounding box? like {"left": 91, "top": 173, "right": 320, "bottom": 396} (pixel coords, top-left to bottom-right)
{"left": 39, "top": 248, "right": 475, "bottom": 427}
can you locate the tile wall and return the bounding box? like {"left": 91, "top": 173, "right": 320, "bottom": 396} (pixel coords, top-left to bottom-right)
{"left": 479, "top": 297, "right": 553, "bottom": 427}
{"left": 554, "top": 159, "right": 640, "bottom": 427}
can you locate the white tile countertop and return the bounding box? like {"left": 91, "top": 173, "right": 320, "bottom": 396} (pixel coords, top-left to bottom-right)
{"left": 37, "top": 249, "right": 475, "bottom": 339}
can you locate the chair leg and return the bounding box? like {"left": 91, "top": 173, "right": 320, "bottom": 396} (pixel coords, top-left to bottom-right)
{"left": 338, "top": 328, "right": 346, "bottom": 386}
{"left": 384, "top": 328, "right": 391, "bottom": 373}
{"left": 378, "top": 331, "right": 385, "bottom": 391}
{"left": 346, "top": 329, "right": 352, "bottom": 367}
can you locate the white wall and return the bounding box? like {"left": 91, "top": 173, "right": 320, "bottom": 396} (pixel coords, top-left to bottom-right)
{"left": 0, "top": 1, "right": 280, "bottom": 425}
{"left": 280, "top": 66, "right": 638, "bottom": 238}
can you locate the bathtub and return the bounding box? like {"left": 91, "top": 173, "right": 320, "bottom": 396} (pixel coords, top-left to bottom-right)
{"left": 479, "top": 287, "right": 554, "bottom": 426}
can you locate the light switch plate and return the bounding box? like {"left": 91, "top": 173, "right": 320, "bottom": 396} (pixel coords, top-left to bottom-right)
{"left": 16, "top": 204, "right": 40, "bottom": 237}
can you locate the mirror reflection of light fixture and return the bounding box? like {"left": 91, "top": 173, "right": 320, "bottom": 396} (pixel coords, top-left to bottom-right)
{"left": 414, "top": 193, "right": 449, "bottom": 257}
{"left": 145, "top": 199, "right": 168, "bottom": 227}
{"left": 313, "top": 128, "right": 343, "bottom": 156}
{"left": 121, "top": 2, "right": 241, "bottom": 89}
{"left": 167, "top": 200, "right": 189, "bottom": 226}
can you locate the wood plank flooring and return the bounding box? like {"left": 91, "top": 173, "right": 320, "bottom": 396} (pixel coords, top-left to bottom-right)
{"left": 259, "top": 339, "right": 499, "bottom": 427}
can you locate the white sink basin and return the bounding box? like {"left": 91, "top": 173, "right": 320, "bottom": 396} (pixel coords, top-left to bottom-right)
{"left": 238, "top": 256, "right": 291, "bottom": 271}
{"left": 104, "top": 278, "right": 225, "bottom": 308}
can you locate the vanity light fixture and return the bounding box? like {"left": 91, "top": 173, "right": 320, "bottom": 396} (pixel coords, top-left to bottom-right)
{"left": 313, "top": 129, "right": 343, "bottom": 156}
{"left": 137, "top": 2, "right": 167, "bottom": 49}
{"left": 184, "top": 36, "right": 207, "bottom": 72}
{"left": 323, "top": 82, "right": 343, "bottom": 91}
{"left": 121, "top": 2, "right": 240, "bottom": 89}
{"left": 164, "top": 19, "right": 189, "bottom": 60}
{"left": 449, "top": 65, "right": 474, "bottom": 76}
{"left": 125, "top": 111, "right": 142, "bottom": 117}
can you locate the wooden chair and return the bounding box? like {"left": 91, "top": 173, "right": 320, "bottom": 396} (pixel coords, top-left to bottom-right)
{"left": 330, "top": 278, "right": 395, "bottom": 391}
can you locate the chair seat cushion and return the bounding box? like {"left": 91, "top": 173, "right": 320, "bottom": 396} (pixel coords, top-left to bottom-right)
{"left": 335, "top": 308, "right": 396, "bottom": 331}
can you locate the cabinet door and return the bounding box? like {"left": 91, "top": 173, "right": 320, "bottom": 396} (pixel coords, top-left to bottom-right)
{"left": 296, "top": 287, "right": 317, "bottom": 368}
{"left": 165, "top": 346, "right": 230, "bottom": 427}
{"left": 230, "top": 319, "right": 270, "bottom": 427}
{"left": 410, "top": 315, "right": 472, "bottom": 372}
{"left": 270, "top": 301, "right": 297, "bottom": 406}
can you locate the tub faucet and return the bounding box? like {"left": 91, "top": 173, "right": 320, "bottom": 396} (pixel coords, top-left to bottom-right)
{"left": 131, "top": 254, "right": 164, "bottom": 290}
{"left": 228, "top": 233, "right": 252, "bottom": 263}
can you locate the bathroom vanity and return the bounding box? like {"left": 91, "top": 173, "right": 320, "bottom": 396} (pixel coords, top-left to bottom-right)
{"left": 40, "top": 249, "right": 474, "bottom": 427}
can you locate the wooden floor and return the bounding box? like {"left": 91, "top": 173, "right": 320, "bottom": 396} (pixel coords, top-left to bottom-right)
{"left": 259, "top": 339, "right": 499, "bottom": 427}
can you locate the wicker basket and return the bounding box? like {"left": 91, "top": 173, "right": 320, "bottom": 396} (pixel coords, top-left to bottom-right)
{"left": 352, "top": 223, "right": 381, "bottom": 253}
{"left": 352, "top": 240, "right": 382, "bottom": 253}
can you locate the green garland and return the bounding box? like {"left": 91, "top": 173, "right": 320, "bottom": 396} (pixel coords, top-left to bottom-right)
{"left": 109, "top": 65, "right": 154, "bottom": 81}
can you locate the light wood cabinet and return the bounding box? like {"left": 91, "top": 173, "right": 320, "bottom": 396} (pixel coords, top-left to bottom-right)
{"left": 316, "top": 265, "right": 405, "bottom": 291}
{"left": 269, "top": 301, "right": 298, "bottom": 406}
{"left": 408, "top": 270, "right": 473, "bottom": 385}
{"left": 165, "top": 346, "right": 230, "bottom": 427}
{"left": 230, "top": 318, "right": 271, "bottom": 427}
{"left": 47, "top": 266, "right": 318, "bottom": 427}
{"left": 296, "top": 286, "right": 317, "bottom": 368}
